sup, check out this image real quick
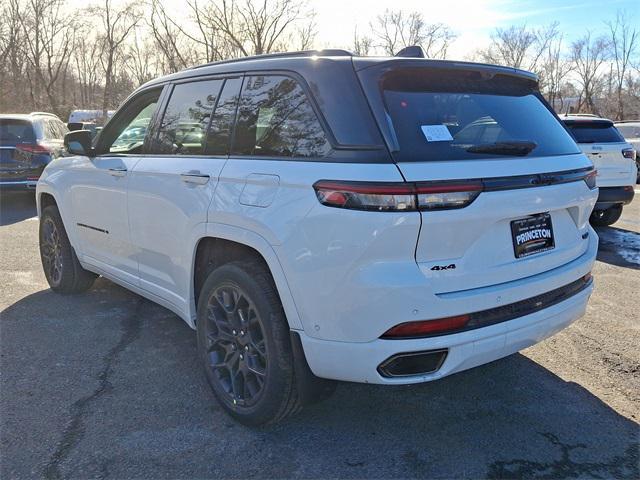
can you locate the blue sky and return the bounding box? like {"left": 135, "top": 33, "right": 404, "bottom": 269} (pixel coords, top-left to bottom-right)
{"left": 313, "top": 0, "right": 640, "bottom": 58}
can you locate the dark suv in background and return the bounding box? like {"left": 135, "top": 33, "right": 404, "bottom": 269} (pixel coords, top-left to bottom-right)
{"left": 0, "top": 112, "right": 68, "bottom": 192}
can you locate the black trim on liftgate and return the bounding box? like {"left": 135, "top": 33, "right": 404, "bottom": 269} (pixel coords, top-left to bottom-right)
{"left": 382, "top": 274, "right": 593, "bottom": 340}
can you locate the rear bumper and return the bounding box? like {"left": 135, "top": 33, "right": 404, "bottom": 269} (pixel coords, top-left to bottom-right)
{"left": 300, "top": 282, "right": 592, "bottom": 384}
{"left": 299, "top": 229, "right": 598, "bottom": 384}
{"left": 595, "top": 186, "right": 635, "bottom": 208}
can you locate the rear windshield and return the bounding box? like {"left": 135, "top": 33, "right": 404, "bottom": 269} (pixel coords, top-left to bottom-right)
{"left": 564, "top": 122, "right": 625, "bottom": 143}
{"left": 381, "top": 69, "right": 579, "bottom": 162}
{"left": 614, "top": 124, "right": 640, "bottom": 139}
{"left": 0, "top": 119, "right": 36, "bottom": 143}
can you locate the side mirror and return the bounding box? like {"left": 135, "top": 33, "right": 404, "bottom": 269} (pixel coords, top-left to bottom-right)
{"left": 64, "top": 130, "right": 94, "bottom": 156}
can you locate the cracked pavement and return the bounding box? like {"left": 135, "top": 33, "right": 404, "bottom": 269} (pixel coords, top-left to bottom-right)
{"left": 1, "top": 191, "right": 639, "bottom": 479}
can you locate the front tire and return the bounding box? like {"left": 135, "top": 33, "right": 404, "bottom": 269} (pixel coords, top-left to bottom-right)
{"left": 39, "top": 205, "right": 97, "bottom": 293}
{"left": 590, "top": 204, "right": 623, "bottom": 227}
{"left": 196, "top": 261, "right": 301, "bottom": 426}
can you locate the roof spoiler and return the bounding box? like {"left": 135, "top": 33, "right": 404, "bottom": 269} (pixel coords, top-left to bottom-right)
{"left": 395, "top": 46, "right": 425, "bottom": 58}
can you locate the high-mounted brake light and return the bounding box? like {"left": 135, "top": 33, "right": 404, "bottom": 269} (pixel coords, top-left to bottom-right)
{"left": 622, "top": 148, "right": 636, "bottom": 160}
{"left": 381, "top": 315, "right": 470, "bottom": 338}
{"left": 313, "top": 180, "right": 481, "bottom": 212}
{"left": 15, "top": 143, "right": 51, "bottom": 154}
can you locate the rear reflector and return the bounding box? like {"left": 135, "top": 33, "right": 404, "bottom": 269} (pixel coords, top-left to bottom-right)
{"left": 622, "top": 148, "right": 636, "bottom": 159}
{"left": 378, "top": 349, "right": 448, "bottom": 377}
{"left": 381, "top": 315, "right": 470, "bottom": 338}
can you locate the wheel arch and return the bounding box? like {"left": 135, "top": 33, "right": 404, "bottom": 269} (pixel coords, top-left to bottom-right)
{"left": 189, "top": 224, "right": 304, "bottom": 331}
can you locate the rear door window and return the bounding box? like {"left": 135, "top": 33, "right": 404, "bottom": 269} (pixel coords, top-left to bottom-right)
{"left": 155, "top": 79, "right": 224, "bottom": 155}
{"left": 565, "top": 123, "right": 625, "bottom": 143}
{"left": 380, "top": 69, "right": 579, "bottom": 162}
{"left": 232, "top": 75, "right": 331, "bottom": 158}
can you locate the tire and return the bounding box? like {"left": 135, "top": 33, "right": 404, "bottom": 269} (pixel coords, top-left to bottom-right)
{"left": 39, "top": 205, "right": 97, "bottom": 294}
{"left": 196, "top": 261, "right": 302, "bottom": 426}
{"left": 590, "top": 204, "right": 623, "bottom": 227}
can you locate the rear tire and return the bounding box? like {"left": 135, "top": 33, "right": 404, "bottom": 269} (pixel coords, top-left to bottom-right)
{"left": 39, "top": 205, "right": 97, "bottom": 293}
{"left": 590, "top": 204, "right": 623, "bottom": 227}
{"left": 196, "top": 261, "right": 302, "bottom": 426}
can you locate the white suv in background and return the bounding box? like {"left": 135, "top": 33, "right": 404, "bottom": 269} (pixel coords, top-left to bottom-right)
{"left": 615, "top": 121, "right": 640, "bottom": 183}
{"left": 561, "top": 115, "right": 636, "bottom": 226}
{"left": 37, "top": 50, "right": 598, "bottom": 425}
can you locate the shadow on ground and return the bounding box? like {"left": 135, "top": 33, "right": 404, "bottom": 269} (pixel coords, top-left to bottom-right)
{"left": 595, "top": 226, "right": 640, "bottom": 269}
{"left": 1, "top": 280, "right": 638, "bottom": 479}
{"left": 0, "top": 192, "right": 37, "bottom": 226}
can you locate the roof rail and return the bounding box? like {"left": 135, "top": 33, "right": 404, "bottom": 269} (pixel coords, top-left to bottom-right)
{"left": 561, "top": 113, "right": 598, "bottom": 117}
{"left": 30, "top": 112, "right": 59, "bottom": 117}
{"left": 188, "top": 49, "right": 354, "bottom": 71}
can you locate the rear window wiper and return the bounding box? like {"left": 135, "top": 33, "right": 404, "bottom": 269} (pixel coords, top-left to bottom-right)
{"left": 466, "top": 141, "right": 538, "bottom": 156}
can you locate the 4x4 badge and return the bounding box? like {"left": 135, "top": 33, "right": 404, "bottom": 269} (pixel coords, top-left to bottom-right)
{"left": 430, "top": 264, "right": 456, "bottom": 271}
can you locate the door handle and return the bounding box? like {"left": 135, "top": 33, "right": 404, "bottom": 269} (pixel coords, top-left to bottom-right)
{"left": 180, "top": 172, "right": 210, "bottom": 185}
{"left": 108, "top": 167, "right": 127, "bottom": 177}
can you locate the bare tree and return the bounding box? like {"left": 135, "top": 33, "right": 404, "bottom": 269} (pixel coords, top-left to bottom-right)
{"left": 148, "top": 0, "right": 199, "bottom": 73}
{"left": 371, "top": 10, "right": 455, "bottom": 58}
{"left": 571, "top": 32, "right": 609, "bottom": 114}
{"left": 90, "top": 0, "right": 141, "bottom": 115}
{"left": 196, "top": 0, "right": 310, "bottom": 56}
{"left": 352, "top": 27, "right": 373, "bottom": 56}
{"left": 15, "top": 0, "right": 77, "bottom": 115}
{"left": 539, "top": 34, "right": 573, "bottom": 111}
{"left": 606, "top": 10, "right": 639, "bottom": 120}
{"left": 479, "top": 23, "right": 559, "bottom": 73}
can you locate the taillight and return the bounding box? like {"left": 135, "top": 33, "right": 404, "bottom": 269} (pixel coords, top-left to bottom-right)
{"left": 381, "top": 315, "right": 470, "bottom": 338}
{"left": 416, "top": 181, "right": 482, "bottom": 210}
{"left": 622, "top": 148, "right": 636, "bottom": 159}
{"left": 16, "top": 143, "right": 51, "bottom": 154}
{"left": 313, "top": 180, "right": 481, "bottom": 212}
{"left": 583, "top": 169, "right": 597, "bottom": 189}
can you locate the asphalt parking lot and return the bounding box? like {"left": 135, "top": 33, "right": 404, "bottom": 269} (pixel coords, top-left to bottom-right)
{"left": 1, "top": 191, "right": 639, "bottom": 479}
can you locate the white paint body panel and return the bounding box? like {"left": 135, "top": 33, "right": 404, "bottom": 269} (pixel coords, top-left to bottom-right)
{"left": 577, "top": 141, "right": 637, "bottom": 187}
{"left": 37, "top": 148, "right": 599, "bottom": 384}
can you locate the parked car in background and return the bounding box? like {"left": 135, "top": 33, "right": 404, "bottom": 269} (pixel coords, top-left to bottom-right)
{"left": 67, "top": 122, "right": 99, "bottom": 139}
{"left": 614, "top": 121, "right": 640, "bottom": 183}
{"left": 0, "top": 112, "right": 68, "bottom": 192}
{"left": 560, "top": 115, "right": 636, "bottom": 226}
{"left": 68, "top": 109, "right": 114, "bottom": 125}
{"left": 38, "top": 49, "right": 598, "bottom": 425}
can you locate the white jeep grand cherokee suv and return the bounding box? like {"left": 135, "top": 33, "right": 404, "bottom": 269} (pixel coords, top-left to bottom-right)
{"left": 560, "top": 115, "right": 636, "bottom": 226}
{"left": 37, "top": 50, "right": 598, "bottom": 425}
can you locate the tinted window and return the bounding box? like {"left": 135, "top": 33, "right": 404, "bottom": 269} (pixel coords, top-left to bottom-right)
{"left": 0, "top": 119, "right": 36, "bottom": 143}
{"left": 155, "top": 79, "right": 223, "bottom": 155}
{"left": 233, "top": 75, "right": 331, "bottom": 158}
{"left": 565, "top": 123, "right": 625, "bottom": 143}
{"left": 110, "top": 102, "right": 157, "bottom": 153}
{"left": 205, "top": 77, "right": 242, "bottom": 155}
{"left": 42, "top": 118, "right": 67, "bottom": 140}
{"left": 381, "top": 69, "right": 579, "bottom": 161}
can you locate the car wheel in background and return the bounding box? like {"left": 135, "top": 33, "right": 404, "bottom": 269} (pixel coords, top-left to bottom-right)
{"left": 590, "top": 204, "right": 623, "bottom": 227}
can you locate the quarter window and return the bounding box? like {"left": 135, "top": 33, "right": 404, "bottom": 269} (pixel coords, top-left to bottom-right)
{"left": 232, "top": 75, "right": 331, "bottom": 158}
{"left": 155, "top": 79, "right": 224, "bottom": 155}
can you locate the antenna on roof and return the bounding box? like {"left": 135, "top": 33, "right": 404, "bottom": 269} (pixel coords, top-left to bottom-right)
{"left": 395, "top": 46, "right": 425, "bottom": 58}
